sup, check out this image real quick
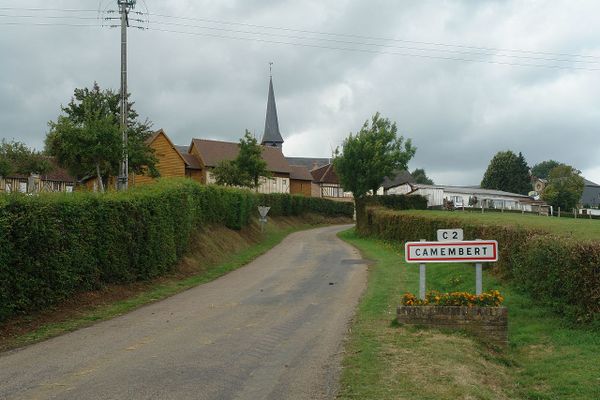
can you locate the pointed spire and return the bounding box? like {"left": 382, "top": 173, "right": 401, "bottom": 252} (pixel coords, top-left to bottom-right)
{"left": 261, "top": 66, "right": 284, "bottom": 149}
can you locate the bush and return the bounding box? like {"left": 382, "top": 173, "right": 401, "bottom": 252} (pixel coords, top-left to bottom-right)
{"left": 363, "top": 208, "right": 600, "bottom": 323}
{"left": 0, "top": 179, "right": 353, "bottom": 321}
{"left": 368, "top": 194, "right": 427, "bottom": 210}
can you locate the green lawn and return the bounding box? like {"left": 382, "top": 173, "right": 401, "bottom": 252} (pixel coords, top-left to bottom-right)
{"left": 395, "top": 209, "right": 600, "bottom": 240}
{"left": 338, "top": 229, "right": 600, "bottom": 400}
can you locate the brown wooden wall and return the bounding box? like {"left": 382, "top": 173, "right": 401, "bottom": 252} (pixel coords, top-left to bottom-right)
{"left": 290, "top": 179, "right": 312, "bottom": 196}
{"left": 135, "top": 132, "right": 186, "bottom": 186}
{"left": 186, "top": 169, "right": 203, "bottom": 183}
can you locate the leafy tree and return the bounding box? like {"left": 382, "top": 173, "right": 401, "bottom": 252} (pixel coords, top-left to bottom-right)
{"left": 212, "top": 160, "right": 243, "bottom": 187}
{"left": 531, "top": 160, "right": 563, "bottom": 179}
{"left": 411, "top": 168, "right": 434, "bottom": 185}
{"left": 541, "top": 165, "right": 584, "bottom": 211}
{"left": 480, "top": 150, "right": 531, "bottom": 195}
{"left": 211, "top": 130, "right": 270, "bottom": 190}
{"left": 45, "top": 82, "right": 157, "bottom": 192}
{"left": 237, "top": 130, "right": 270, "bottom": 189}
{"left": 0, "top": 139, "right": 51, "bottom": 178}
{"left": 334, "top": 112, "right": 415, "bottom": 230}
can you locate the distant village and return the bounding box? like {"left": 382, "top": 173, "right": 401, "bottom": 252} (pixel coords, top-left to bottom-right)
{"left": 1, "top": 76, "right": 599, "bottom": 215}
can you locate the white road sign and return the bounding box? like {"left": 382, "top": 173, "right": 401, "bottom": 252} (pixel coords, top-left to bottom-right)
{"left": 405, "top": 240, "right": 498, "bottom": 263}
{"left": 437, "top": 229, "right": 464, "bottom": 242}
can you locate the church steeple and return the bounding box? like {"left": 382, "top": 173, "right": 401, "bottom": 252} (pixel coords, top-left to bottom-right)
{"left": 261, "top": 64, "right": 284, "bottom": 149}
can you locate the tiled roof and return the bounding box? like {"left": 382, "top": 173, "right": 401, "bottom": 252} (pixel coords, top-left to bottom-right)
{"left": 311, "top": 163, "right": 339, "bottom": 184}
{"left": 382, "top": 170, "right": 415, "bottom": 189}
{"left": 5, "top": 158, "right": 75, "bottom": 182}
{"left": 191, "top": 138, "right": 291, "bottom": 174}
{"left": 289, "top": 165, "right": 313, "bottom": 181}
{"left": 285, "top": 157, "right": 330, "bottom": 171}
{"left": 174, "top": 145, "right": 202, "bottom": 170}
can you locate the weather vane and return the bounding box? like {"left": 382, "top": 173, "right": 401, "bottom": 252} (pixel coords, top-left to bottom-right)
{"left": 269, "top": 61, "right": 273, "bottom": 77}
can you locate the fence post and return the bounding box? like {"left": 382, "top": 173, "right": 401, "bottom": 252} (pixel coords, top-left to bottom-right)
{"left": 419, "top": 239, "right": 426, "bottom": 300}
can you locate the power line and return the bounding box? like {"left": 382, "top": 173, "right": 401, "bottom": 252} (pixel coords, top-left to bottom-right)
{"left": 1, "top": 7, "right": 599, "bottom": 71}
{"left": 2, "top": 6, "right": 598, "bottom": 62}
{"left": 145, "top": 27, "right": 600, "bottom": 72}
{"left": 147, "top": 12, "right": 600, "bottom": 61}
{"left": 145, "top": 18, "right": 600, "bottom": 66}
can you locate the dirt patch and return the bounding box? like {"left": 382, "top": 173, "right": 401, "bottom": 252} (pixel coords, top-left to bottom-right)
{"left": 0, "top": 215, "right": 351, "bottom": 351}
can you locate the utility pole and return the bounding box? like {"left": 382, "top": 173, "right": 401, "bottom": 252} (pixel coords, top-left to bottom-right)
{"left": 116, "top": 0, "right": 136, "bottom": 191}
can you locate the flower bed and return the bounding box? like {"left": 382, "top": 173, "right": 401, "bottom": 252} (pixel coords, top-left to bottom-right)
{"left": 401, "top": 290, "right": 504, "bottom": 307}
{"left": 398, "top": 291, "right": 507, "bottom": 347}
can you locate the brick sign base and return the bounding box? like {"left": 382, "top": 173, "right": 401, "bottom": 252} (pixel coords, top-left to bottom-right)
{"left": 396, "top": 306, "right": 508, "bottom": 347}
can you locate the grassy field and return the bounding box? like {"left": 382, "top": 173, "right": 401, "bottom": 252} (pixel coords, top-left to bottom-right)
{"left": 397, "top": 209, "right": 600, "bottom": 240}
{"left": 338, "top": 229, "right": 600, "bottom": 400}
{"left": 0, "top": 215, "right": 345, "bottom": 352}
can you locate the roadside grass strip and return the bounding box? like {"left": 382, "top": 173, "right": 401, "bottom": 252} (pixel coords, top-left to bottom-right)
{"left": 338, "top": 228, "right": 600, "bottom": 400}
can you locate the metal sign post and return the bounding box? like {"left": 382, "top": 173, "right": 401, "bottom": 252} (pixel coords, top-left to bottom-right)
{"left": 419, "top": 239, "right": 426, "bottom": 300}
{"left": 258, "top": 206, "right": 271, "bottom": 233}
{"left": 405, "top": 230, "right": 498, "bottom": 297}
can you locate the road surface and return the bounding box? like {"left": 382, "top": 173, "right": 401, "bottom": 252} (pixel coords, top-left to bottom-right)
{"left": 0, "top": 225, "right": 367, "bottom": 400}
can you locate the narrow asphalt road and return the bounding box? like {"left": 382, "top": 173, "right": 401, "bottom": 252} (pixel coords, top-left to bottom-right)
{"left": 0, "top": 225, "right": 367, "bottom": 400}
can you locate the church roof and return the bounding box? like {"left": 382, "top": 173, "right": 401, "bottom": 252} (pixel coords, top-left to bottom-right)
{"left": 261, "top": 77, "right": 284, "bottom": 146}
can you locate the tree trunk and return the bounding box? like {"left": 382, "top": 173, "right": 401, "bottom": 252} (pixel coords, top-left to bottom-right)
{"left": 96, "top": 163, "right": 105, "bottom": 193}
{"left": 355, "top": 197, "right": 367, "bottom": 234}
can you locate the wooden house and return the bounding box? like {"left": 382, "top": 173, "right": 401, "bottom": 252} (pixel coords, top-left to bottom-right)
{"left": 289, "top": 165, "right": 313, "bottom": 196}
{"left": 132, "top": 129, "right": 187, "bottom": 186}
{"left": 0, "top": 160, "right": 75, "bottom": 194}
{"left": 188, "top": 138, "right": 292, "bottom": 194}
{"left": 310, "top": 163, "right": 352, "bottom": 200}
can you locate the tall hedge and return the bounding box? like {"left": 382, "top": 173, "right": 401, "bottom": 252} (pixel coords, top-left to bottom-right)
{"left": 0, "top": 179, "right": 353, "bottom": 321}
{"left": 368, "top": 194, "right": 428, "bottom": 210}
{"left": 363, "top": 207, "right": 600, "bottom": 324}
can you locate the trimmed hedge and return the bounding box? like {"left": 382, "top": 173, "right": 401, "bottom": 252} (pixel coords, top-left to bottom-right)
{"left": 363, "top": 207, "right": 600, "bottom": 324}
{"left": 256, "top": 193, "right": 354, "bottom": 218}
{"left": 368, "top": 194, "right": 428, "bottom": 210}
{"left": 0, "top": 179, "right": 353, "bottom": 321}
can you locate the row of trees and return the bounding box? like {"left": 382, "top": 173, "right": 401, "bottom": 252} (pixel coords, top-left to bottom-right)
{"left": 0, "top": 139, "right": 51, "bottom": 178}
{"left": 480, "top": 151, "right": 585, "bottom": 210}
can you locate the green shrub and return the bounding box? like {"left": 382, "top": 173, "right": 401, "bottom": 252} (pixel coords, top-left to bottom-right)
{"left": 363, "top": 207, "right": 600, "bottom": 323}
{"left": 369, "top": 194, "right": 428, "bottom": 210}
{"left": 0, "top": 179, "right": 352, "bottom": 321}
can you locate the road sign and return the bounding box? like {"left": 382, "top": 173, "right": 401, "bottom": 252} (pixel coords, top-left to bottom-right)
{"left": 437, "top": 228, "right": 463, "bottom": 241}
{"left": 405, "top": 240, "right": 498, "bottom": 263}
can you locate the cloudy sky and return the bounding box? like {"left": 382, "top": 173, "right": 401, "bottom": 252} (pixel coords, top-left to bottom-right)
{"left": 1, "top": 0, "right": 599, "bottom": 185}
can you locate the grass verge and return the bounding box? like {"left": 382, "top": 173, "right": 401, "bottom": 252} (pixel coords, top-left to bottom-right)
{"left": 0, "top": 215, "right": 348, "bottom": 352}
{"left": 338, "top": 228, "right": 600, "bottom": 400}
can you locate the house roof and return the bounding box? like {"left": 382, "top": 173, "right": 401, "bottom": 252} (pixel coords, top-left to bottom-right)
{"left": 382, "top": 170, "right": 415, "bottom": 190}
{"left": 311, "top": 163, "right": 339, "bottom": 184}
{"left": 174, "top": 145, "right": 202, "bottom": 170}
{"left": 289, "top": 165, "right": 313, "bottom": 181}
{"left": 5, "top": 158, "right": 75, "bottom": 183}
{"left": 285, "top": 157, "right": 330, "bottom": 171}
{"left": 191, "top": 138, "right": 291, "bottom": 174}
{"left": 584, "top": 178, "right": 600, "bottom": 187}
{"left": 261, "top": 77, "right": 284, "bottom": 146}
{"left": 408, "top": 183, "right": 531, "bottom": 199}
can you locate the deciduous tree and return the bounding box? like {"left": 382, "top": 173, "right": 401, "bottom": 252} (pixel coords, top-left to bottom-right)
{"left": 542, "top": 165, "right": 584, "bottom": 211}
{"left": 334, "top": 112, "right": 415, "bottom": 230}
{"left": 531, "top": 160, "right": 563, "bottom": 179}
{"left": 411, "top": 168, "right": 434, "bottom": 185}
{"left": 0, "top": 139, "right": 51, "bottom": 178}
{"left": 481, "top": 150, "right": 530, "bottom": 195}
{"left": 211, "top": 130, "right": 270, "bottom": 190}
{"left": 45, "top": 82, "right": 157, "bottom": 192}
